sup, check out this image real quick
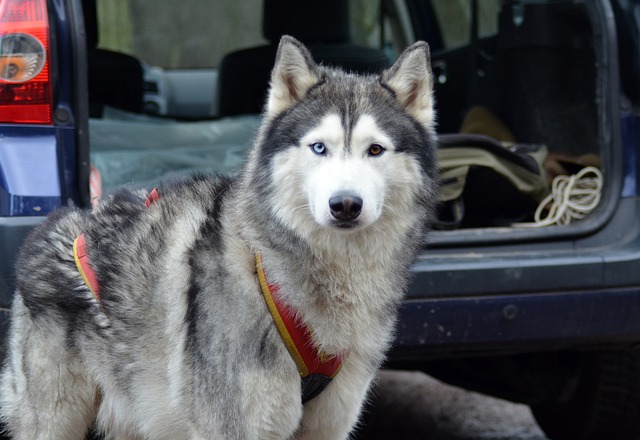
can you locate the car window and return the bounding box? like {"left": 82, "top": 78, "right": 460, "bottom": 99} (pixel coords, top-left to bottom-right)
{"left": 96, "top": 0, "right": 389, "bottom": 69}
{"left": 96, "top": 0, "right": 265, "bottom": 69}
{"left": 431, "top": 0, "right": 500, "bottom": 49}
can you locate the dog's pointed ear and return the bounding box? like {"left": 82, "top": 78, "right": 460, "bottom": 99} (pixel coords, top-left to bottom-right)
{"left": 381, "top": 41, "right": 435, "bottom": 129}
{"left": 267, "top": 36, "right": 320, "bottom": 117}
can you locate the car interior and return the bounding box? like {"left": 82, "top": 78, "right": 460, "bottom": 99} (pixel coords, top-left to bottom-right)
{"left": 82, "top": 0, "right": 609, "bottom": 239}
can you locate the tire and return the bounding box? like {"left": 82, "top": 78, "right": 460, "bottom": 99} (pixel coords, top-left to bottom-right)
{"left": 531, "top": 350, "right": 640, "bottom": 440}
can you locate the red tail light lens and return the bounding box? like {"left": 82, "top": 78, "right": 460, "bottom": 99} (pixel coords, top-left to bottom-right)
{"left": 0, "top": 0, "right": 52, "bottom": 124}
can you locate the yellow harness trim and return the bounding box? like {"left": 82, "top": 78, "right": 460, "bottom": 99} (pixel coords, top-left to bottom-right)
{"left": 256, "top": 254, "right": 310, "bottom": 377}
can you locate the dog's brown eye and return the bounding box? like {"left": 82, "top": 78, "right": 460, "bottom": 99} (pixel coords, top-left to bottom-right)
{"left": 368, "top": 144, "right": 385, "bottom": 157}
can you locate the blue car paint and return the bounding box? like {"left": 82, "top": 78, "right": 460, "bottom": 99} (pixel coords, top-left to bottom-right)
{"left": 621, "top": 110, "right": 640, "bottom": 198}
{"left": 0, "top": 126, "right": 61, "bottom": 216}
{"left": 393, "top": 286, "right": 640, "bottom": 361}
{"left": 0, "top": 122, "right": 79, "bottom": 216}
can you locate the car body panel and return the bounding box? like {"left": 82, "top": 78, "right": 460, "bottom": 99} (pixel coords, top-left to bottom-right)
{"left": 394, "top": 286, "right": 640, "bottom": 360}
{"left": 0, "top": 126, "right": 61, "bottom": 215}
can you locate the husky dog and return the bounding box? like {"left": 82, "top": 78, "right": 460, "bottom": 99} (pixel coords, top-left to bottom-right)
{"left": 0, "top": 36, "right": 437, "bottom": 439}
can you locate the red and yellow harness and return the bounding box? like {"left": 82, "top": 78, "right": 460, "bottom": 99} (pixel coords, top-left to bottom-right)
{"left": 256, "top": 253, "right": 345, "bottom": 403}
{"left": 72, "top": 188, "right": 344, "bottom": 403}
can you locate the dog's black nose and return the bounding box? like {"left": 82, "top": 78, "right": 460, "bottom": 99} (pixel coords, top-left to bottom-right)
{"left": 329, "top": 193, "right": 363, "bottom": 222}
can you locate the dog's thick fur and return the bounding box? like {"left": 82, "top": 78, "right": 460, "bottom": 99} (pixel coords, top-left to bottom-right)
{"left": 0, "top": 36, "right": 437, "bottom": 439}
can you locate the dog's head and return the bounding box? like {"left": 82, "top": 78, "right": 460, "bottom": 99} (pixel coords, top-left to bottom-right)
{"left": 249, "top": 36, "right": 437, "bottom": 243}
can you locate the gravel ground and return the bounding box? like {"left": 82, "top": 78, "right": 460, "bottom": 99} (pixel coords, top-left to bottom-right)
{"left": 354, "top": 370, "right": 549, "bottom": 440}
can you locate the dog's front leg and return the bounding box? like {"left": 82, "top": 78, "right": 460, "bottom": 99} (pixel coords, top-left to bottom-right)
{"left": 295, "top": 358, "right": 374, "bottom": 440}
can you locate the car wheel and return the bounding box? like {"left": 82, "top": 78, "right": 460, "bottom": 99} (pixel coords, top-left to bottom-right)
{"left": 531, "top": 350, "right": 640, "bottom": 440}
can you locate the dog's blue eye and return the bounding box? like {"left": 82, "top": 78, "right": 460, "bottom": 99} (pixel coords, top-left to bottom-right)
{"left": 310, "top": 142, "right": 327, "bottom": 155}
{"left": 368, "top": 144, "right": 385, "bottom": 157}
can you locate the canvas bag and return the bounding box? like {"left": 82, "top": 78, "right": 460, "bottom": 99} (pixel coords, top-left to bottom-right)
{"left": 436, "top": 133, "right": 549, "bottom": 229}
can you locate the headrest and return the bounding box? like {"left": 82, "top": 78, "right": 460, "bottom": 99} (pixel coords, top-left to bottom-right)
{"left": 262, "top": 0, "right": 350, "bottom": 44}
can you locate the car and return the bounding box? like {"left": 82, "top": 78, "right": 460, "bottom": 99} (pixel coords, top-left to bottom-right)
{"left": 1, "top": 0, "right": 640, "bottom": 438}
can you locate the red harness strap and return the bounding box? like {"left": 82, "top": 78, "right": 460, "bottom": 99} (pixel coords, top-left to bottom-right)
{"left": 73, "top": 188, "right": 163, "bottom": 300}
{"left": 256, "top": 253, "right": 345, "bottom": 403}
{"left": 144, "top": 188, "right": 160, "bottom": 207}
{"left": 73, "top": 233, "right": 100, "bottom": 301}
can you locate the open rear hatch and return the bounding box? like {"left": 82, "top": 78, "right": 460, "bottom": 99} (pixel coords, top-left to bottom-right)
{"left": 81, "top": 0, "right": 629, "bottom": 356}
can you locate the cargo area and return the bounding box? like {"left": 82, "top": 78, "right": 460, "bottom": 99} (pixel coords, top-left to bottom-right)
{"left": 86, "top": 0, "right": 613, "bottom": 237}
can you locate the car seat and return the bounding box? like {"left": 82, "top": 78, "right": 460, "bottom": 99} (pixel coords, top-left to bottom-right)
{"left": 215, "top": 0, "right": 391, "bottom": 117}
{"left": 82, "top": 0, "right": 144, "bottom": 117}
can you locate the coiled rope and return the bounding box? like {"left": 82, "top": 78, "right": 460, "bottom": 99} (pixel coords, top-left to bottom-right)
{"left": 517, "top": 166, "right": 603, "bottom": 227}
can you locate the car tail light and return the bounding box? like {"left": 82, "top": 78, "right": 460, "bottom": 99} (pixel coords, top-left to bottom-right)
{"left": 0, "top": 0, "right": 52, "bottom": 124}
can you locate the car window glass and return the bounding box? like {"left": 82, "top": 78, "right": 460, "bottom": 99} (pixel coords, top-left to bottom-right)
{"left": 96, "top": 0, "right": 389, "bottom": 69}
{"left": 96, "top": 0, "right": 265, "bottom": 68}
{"left": 431, "top": 0, "right": 500, "bottom": 49}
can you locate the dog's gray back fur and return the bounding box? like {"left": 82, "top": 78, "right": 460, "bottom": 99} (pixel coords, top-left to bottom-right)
{"left": 1, "top": 36, "right": 437, "bottom": 440}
